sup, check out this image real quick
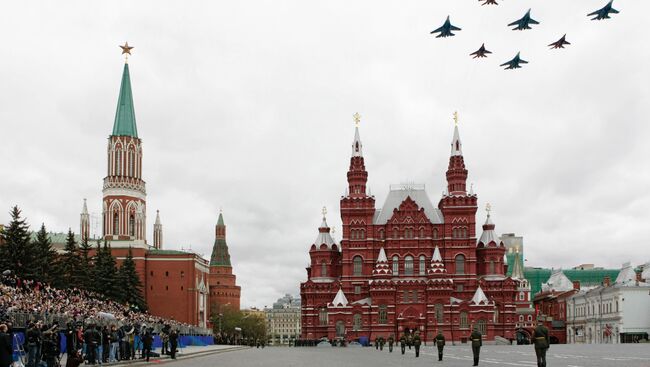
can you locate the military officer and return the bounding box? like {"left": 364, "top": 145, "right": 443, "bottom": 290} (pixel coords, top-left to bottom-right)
{"left": 533, "top": 321, "right": 550, "bottom": 367}
{"left": 470, "top": 326, "right": 482, "bottom": 366}
{"left": 399, "top": 334, "right": 406, "bottom": 355}
{"left": 434, "top": 330, "right": 445, "bottom": 361}
{"left": 379, "top": 336, "right": 385, "bottom": 351}
{"left": 413, "top": 331, "right": 422, "bottom": 358}
{"left": 388, "top": 334, "right": 394, "bottom": 353}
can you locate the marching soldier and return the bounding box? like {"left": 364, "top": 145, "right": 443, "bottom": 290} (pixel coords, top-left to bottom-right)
{"left": 387, "top": 334, "right": 394, "bottom": 353}
{"left": 434, "top": 330, "right": 445, "bottom": 361}
{"left": 533, "top": 321, "right": 550, "bottom": 367}
{"left": 399, "top": 334, "right": 406, "bottom": 355}
{"left": 413, "top": 331, "right": 421, "bottom": 358}
{"left": 379, "top": 336, "right": 385, "bottom": 351}
{"left": 375, "top": 337, "right": 379, "bottom": 350}
{"left": 470, "top": 326, "right": 482, "bottom": 366}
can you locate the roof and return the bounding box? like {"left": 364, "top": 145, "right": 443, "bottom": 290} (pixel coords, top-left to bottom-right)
{"left": 451, "top": 124, "right": 462, "bottom": 156}
{"left": 541, "top": 270, "right": 574, "bottom": 292}
{"left": 432, "top": 246, "right": 442, "bottom": 262}
{"left": 471, "top": 286, "right": 489, "bottom": 305}
{"left": 511, "top": 250, "right": 525, "bottom": 280}
{"left": 148, "top": 249, "right": 190, "bottom": 255}
{"left": 112, "top": 63, "right": 138, "bottom": 138}
{"left": 642, "top": 262, "right": 650, "bottom": 282}
{"left": 517, "top": 265, "right": 620, "bottom": 296}
{"left": 331, "top": 288, "right": 349, "bottom": 307}
{"left": 210, "top": 237, "right": 231, "bottom": 266}
{"left": 314, "top": 216, "right": 336, "bottom": 249}
{"left": 615, "top": 262, "right": 637, "bottom": 285}
{"left": 351, "top": 126, "right": 363, "bottom": 157}
{"left": 477, "top": 213, "right": 502, "bottom": 247}
{"left": 217, "top": 212, "right": 225, "bottom": 226}
{"left": 374, "top": 186, "right": 443, "bottom": 224}
{"left": 377, "top": 247, "right": 387, "bottom": 263}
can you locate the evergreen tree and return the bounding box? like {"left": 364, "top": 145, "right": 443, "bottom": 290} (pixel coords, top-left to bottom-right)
{"left": 78, "top": 237, "right": 93, "bottom": 290}
{"left": 57, "top": 229, "right": 82, "bottom": 288}
{"left": 118, "top": 247, "right": 146, "bottom": 311}
{"left": 93, "top": 240, "right": 120, "bottom": 301}
{"left": 0, "top": 206, "right": 35, "bottom": 279}
{"left": 32, "top": 223, "right": 60, "bottom": 284}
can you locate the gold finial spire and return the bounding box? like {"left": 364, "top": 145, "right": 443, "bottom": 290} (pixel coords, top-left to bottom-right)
{"left": 119, "top": 42, "right": 134, "bottom": 63}
{"left": 322, "top": 206, "right": 328, "bottom": 217}
{"left": 353, "top": 112, "right": 361, "bottom": 126}
{"left": 453, "top": 111, "right": 459, "bottom": 125}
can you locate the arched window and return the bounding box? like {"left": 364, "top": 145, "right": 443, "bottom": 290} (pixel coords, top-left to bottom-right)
{"left": 404, "top": 256, "right": 414, "bottom": 276}
{"left": 433, "top": 228, "right": 439, "bottom": 239}
{"left": 455, "top": 254, "right": 465, "bottom": 274}
{"left": 321, "top": 261, "right": 327, "bottom": 277}
{"left": 115, "top": 149, "right": 122, "bottom": 176}
{"left": 360, "top": 229, "right": 365, "bottom": 239}
{"left": 419, "top": 228, "right": 424, "bottom": 238}
{"left": 460, "top": 311, "right": 469, "bottom": 328}
{"left": 393, "top": 228, "right": 399, "bottom": 239}
{"left": 477, "top": 319, "right": 487, "bottom": 335}
{"left": 435, "top": 303, "right": 444, "bottom": 323}
{"left": 419, "top": 255, "right": 426, "bottom": 276}
{"left": 519, "top": 315, "right": 524, "bottom": 322}
{"left": 113, "top": 211, "right": 119, "bottom": 235}
{"left": 319, "top": 308, "right": 328, "bottom": 326}
{"left": 489, "top": 261, "right": 495, "bottom": 274}
{"left": 129, "top": 150, "right": 135, "bottom": 176}
{"left": 392, "top": 256, "right": 399, "bottom": 275}
{"left": 378, "top": 305, "right": 387, "bottom": 324}
{"left": 353, "top": 256, "right": 363, "bottom": 276}
{"left": 379, "top": 229, "right": 384, "bottom": 240}
{"left": 353, "top": 314, "right": 362, "bottom": 331}
{"left": 129, "top": 214, "right": 135, "bottom": 236}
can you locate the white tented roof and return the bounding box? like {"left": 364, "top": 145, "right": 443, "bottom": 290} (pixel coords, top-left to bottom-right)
{"left": 377, "top": 247, "right": 388, "bottom": 263}
{"left": 478, "top": 215, "right": 501, "bottom": 247}
{"left": 374, "top": 186, "right": 443, "bottom": 224}
{"left": 432, "top": 246, "right": 443, "bottom": 262}
{"left": 331, "top": 288, "right": 349, "bottom": 307}
{"left": 541, "top": 270, "right": 574, "bottom": 292}
{"left": 615, "top": 262, "right": 637, "bottom": 285}
{"left": 314, "top": 216, "right": 336, "bottom": 249}
{"left": 451, "top": 124, "right": 463, "bottom": 156}
{"left": 352, "top": 297, "right": 372, "bottom": 306}
{"left": 642, "top": 262, "right": 650, "bottom": 282}
{"left": 471, "top": 286, "right": 489, "bottom": 305}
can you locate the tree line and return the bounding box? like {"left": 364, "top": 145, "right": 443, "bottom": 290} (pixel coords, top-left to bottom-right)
{"left": 0, "top": 206, "right": 147, "bottom": 311}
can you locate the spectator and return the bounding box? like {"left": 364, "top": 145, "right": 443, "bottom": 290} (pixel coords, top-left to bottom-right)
{"left": 0, "top": 324, "right": 12, "bottom": 367}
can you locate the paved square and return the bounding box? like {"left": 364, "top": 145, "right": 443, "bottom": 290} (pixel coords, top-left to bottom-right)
{"left": 181, "top": 344, "right": 650, "bottom": 367}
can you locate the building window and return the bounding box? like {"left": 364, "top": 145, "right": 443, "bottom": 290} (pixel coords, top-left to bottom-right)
{"left": 456, "top": 284, "right": 464, "bottom": 292}
{"left": 419, "top": 228, "right": 424, "bottom": 238}
{"left": 180, "top": 271, "right": 184, "bottom": 278}
{"left": 419, "top": 255, "right": 426, "bottom": 276}
{"left": 150, "top": 271, "right": 153, "bottom": 276}
{"left": 519, "top": 292, "right": 525, "bottom": 301}
{"left": 165, "top": 271, "right": 169, "bottom": 277}
{"left": 379, "top": 305, "right": 387, "bottom": 324}
{"left": 460, "top": 311, "right": 469, "bottom": 329}
{"left": 393, "top": 228, "right": 399, "bottom": 239}
{"left": 519, "top": 315, "right": 524, "bottom": 322}
{"left": 353, "top": 314, "right": 362, "bottom": 331}
{"left": 379, "top": 229, "right": 384, "bottom": 240}
{"left": 489, "top": 261, "right": 495, "bottom": 274}
{"left": 433, "top": 228, "right": 438, "bottom": 239}
{"left": 476, "top": 319, "right": 487, "bottom": 335}
{"left": 129, "top": 214, "right": 135, "bottom": 236}
{"left": 354, "top": 285, "right": 361, "bottom": 295}
{"left": 116, "top": 150, "right": 122, "bottom": 176}
{"left": 402, "top": 291, "right": 408, "bottom": 303}
{"left": 113, "top": 211, "right": 119, "bottom": 235}
{"left": 129, "top": 151, "right": 134, "bottom": 176}
{"left": 321, "top": 261, "right": 327, "bottom": 277}
{"left": 181, "top": 286, "right": 183, "bottom": 291}
{"left": 404, "top": 228, "right": 413, "bottom": 239}
{"left": 353, "top": 256, "right": 363, "bottom": 276}
{"left": 392, "top": 256, "right": 399, "bottom": 275}
{"left": 455, "top": 254, "right": 465, "bottom": 274}
{"left": 435, "top": 303, "right": 444, "bottom": 323}
{"left": 404, "top": 256, "right": 414, "bottom": 276}
{"left": 319, "top": 308, "right": 328, "bottom": 326}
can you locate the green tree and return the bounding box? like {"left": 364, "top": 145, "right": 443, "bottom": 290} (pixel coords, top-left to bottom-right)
{"left": 78, "top": 237, "right": 93, "bottom": 290}
{"left": 57, "top": 229, "right": 82, "bottom": 288}
{"left": 0, "top": 206, "right": 35, "bottom": 279}
{"left": 32, "top": 223, "right": 60, "bottom": 284}
{"left": 93, "top": 240, "right": 120, "bottom": 301}
{"left": 118, "top": 247, "right": 146, "bottom": 310}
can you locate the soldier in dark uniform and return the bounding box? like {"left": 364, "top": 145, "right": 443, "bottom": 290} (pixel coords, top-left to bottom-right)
{"left": 470, "top": 326, "right": 482, "bottom": 366}
{"left": 407, "top": 332, "right": 412, "bottom": 350}
{"left": 399, "top": 334, "right": 406, "bottom": 355}
{"left": 533, "top": 322, "right": 550, "bottom": 367}
{"left": 375, "top": 337, "right": 379, "bottom": 350}
{"left": 434, "top": 331, "right": 445, "bottom": 361}
{"left": 387, "top": 334, "right": 394, "bottom": 353}
{"left": 413, "top": 331, "right": 421, "bottom": 358}
{"left": 379, "top": 336, "right": 385, "bottom": 351}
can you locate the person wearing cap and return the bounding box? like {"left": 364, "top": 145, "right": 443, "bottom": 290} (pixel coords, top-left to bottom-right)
{"left": 434, "top": 330, "right": 445, "bottom": 361}
{"left": 470, "top": 325, "right": 482, "bottom": 366}
{"left": 413, "top": 331, "right": 422, "bottom": 358}
{"left": 533, "top": 320, "right": 550, "bottom": 367}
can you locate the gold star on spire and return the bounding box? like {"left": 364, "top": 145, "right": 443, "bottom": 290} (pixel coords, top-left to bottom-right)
{"left": 119, "top": 42, "right": 134, "bottom": 62}
{"left": 453, "top": 111, "right": 459, "bottom": 125}
{"left": 353, "top": 112, "right": 361, "bottom": 127}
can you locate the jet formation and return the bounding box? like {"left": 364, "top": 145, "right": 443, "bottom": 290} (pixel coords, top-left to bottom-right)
{"left": 431, "top": 0, "right": 620, "bottom": 70}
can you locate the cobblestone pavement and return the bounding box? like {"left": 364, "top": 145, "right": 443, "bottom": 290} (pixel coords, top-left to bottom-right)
{"left": 171, "top": 344, "right": 650, "bottom": 367}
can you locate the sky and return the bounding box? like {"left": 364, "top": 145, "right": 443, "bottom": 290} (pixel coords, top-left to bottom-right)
{"left": 1, "top": 0, "right": 648, "bottom": 309}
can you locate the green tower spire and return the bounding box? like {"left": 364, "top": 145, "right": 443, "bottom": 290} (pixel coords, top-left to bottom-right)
{"left": 210, "top": 212, "right": 231, "bottom": 267}
{"left": 112, "top": 63, "right": 138, "bottom": 137}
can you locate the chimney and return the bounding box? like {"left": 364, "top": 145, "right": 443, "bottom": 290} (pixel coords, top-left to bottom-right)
{"left": 636, "top": 271, "right": 643, "bottom": 283}
{"left": 603, "top": 276, "right": 611, "bottom": 287}
{"left": 572, "top": 280, "right": 581, "bottom": 290}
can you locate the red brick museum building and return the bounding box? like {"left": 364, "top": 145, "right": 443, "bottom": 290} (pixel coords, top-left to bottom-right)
{"left": 300, "top": 119, "right": 531, "bottom": 343}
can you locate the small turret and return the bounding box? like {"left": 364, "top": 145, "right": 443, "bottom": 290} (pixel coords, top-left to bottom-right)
{"left": 153, "top": 210, "right": 163, "bottom": 249}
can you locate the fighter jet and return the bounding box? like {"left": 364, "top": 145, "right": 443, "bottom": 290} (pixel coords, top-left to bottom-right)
{"left": 430, "top": 16, "right": 461, "bottom": 38}
{"left": 548, "top": 34, "right": 570, "bottom": 49}
{"left": 470, "top": 44, "right": 492, "bottom": 58}
{"left": 508, "top": 9, "right": 539, "bottom": 30}
{"left": 500, "top": 52, "right": 528, "bottom": 70}
{"left": 480, "top": 0, "right": 499, "bottom": 5}
{"left": 588, "top": 0, "right": 619, "bottom": 20}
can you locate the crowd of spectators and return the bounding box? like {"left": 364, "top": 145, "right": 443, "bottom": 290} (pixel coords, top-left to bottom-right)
{"left": 0, "top": 274, "right": 189, "bottom": 366}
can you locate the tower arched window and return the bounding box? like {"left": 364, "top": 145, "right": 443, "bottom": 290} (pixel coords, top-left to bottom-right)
{"left": 321, "top": 261, "right": 327, "bottom": 277}
{"left": 489, "top": 261, "right": 495, "bottom": 274}
{"left": 455, "top": 254, "right": 465, "bottom": 274}
{"left": 113, "top": 211, "right": 119, "bottom": 235}
{"left": 378, "top": 305, "right": 387, "bottom": 324}
{"left": 129, "top": 150, "right": 135, "bottom": 176}
{"left": 319, "top": 308, "right": 328, "bottom": 326}
{"left": 129, "top": 214, "right": 135, "bottom": 236}
{"left": 460, "top": 311, "right": 469, "bottom": 328}
{"left": 419, "top": 255, "right": 426, "bottom": 276}
{"left": 404, "top": 256, "right": 414, "bottom": 276}
{"left": 353, "top": 256, "right": 363, "bottom": 276}
{"left": 392, "top": 256, "right": 399, "bottom": 275}
{"left": 115, "top": 149, "right": 122, "bottom": 176}
{"left": 353, "top": 314, "right": 362, "bottom": 331}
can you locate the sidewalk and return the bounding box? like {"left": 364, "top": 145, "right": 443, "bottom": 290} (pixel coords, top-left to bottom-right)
{"left": 58, "top": 345, "right": 249, "bottom": 366}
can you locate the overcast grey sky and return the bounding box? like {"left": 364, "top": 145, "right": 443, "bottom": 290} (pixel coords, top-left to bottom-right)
{"left": 1, "top": 1, "right": 648, "bottom": 309}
